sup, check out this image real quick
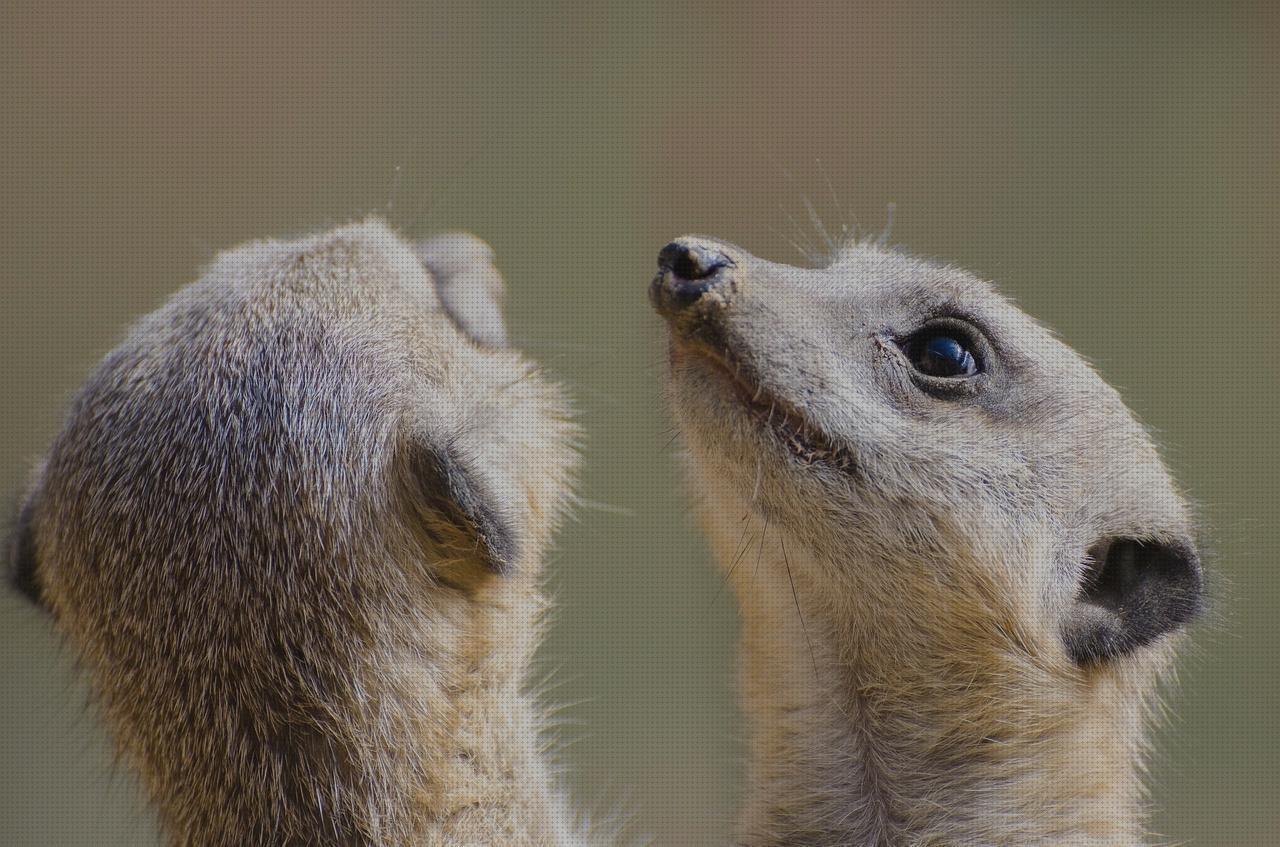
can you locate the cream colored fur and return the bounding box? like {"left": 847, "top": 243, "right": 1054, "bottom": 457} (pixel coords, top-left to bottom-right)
{"left": 655, "top": 235, "right": 1201, "bottom": 846}
{"left": 12, "top": 223, "right": 1201, "bottom": 847}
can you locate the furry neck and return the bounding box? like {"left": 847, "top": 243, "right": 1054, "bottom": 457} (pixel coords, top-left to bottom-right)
{"left": 364, "top": 566, "right": 580, "bottom": 846}
{"left": 701, "top": 510, "right": 1153, "bottom": 847}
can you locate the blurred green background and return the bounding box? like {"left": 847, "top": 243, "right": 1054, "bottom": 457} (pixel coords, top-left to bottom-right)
{"left": 1, "top": 1, "right": 1275, "bottom": 844}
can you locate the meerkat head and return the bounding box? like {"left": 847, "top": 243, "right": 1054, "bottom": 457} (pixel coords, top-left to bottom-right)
{"left": 9, "top": 216, "right": 578, "bottom": 691}
{"left": 12, "top": 219, "right": 576, "bottom": 610}
{"left": 652, "top": 236, "right": 1202, "bottom": 674}
{"left": 6, "top": 221, "right": 578, "bottom": 840}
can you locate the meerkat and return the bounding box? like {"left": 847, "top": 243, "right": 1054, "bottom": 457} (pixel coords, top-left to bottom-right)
{"left": 8, "top": 218, "right": 1204, "bottom": 847}
{"left": 9, "top": 219, "right": 592, "bottom": 846}
{"left": 650, "top": 237, "right": 1203, "bottom": 846}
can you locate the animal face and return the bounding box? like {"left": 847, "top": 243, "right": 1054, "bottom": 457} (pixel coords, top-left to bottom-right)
{"left": 651, "top": 237, "right": 1202, "bottom": 668}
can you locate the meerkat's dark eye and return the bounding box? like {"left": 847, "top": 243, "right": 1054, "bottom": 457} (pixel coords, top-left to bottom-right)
{"left": 896, "top": 317, "right": 992, "bottom": 397}
{"left": 913, "top": 335, "right": 977, "bottom": 377}
{"left": 905, "top": 330, "right": 981, "bottom": 378}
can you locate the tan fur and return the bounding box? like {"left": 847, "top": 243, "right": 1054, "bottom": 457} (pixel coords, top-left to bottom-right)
{"left": 12, "top": 220, "right": 1201, "bottom": 847}
{"left": 16, "top": 220, "right": 593, "bottom": 846}
{"left": 654, "top": 236, "right": 1201, "bottom": 846}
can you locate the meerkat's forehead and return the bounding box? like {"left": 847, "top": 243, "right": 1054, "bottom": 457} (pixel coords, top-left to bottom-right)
{"left": 829, "top": 245, "right": 1023, "bottom": 320}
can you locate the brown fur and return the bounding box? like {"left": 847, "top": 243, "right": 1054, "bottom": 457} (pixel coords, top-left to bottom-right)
{"left": 14, "top": 220, "right": 589, "bottom": 846}
{"left": 652, "top": 236, "right": 1202, "bottom": 846}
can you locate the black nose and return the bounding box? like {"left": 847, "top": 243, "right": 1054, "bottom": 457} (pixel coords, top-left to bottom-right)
{"left": 653, "top": 241, "right": 735, "bottom": 311}
{"left": 658, "top": 241, "right": 732, "bottom": 281}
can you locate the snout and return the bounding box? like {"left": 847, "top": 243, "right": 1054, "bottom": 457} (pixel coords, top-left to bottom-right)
{"left": 650, "top": 238, "right": 737, "bottom": 320}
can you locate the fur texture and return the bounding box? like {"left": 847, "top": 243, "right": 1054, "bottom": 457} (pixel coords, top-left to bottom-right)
{"left": 10, "top": 219, "right": 1203, "bottom": 846}
{"left": 652, "top": 236, "right": 1203, "bottom": 846}
{"left": 14, "top": 220, "right": 589, "bottom": 846}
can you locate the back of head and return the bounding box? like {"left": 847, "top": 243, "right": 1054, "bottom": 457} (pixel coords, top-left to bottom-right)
{"left": 11, "top": 219, "right": 578, "bottom": 845}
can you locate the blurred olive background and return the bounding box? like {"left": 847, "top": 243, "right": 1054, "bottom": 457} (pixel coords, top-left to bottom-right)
{"left": 1, "top": 1, "right": 1275, "bottom": 844}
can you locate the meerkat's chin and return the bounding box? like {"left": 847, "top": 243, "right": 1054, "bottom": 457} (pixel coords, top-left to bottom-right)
{"left": 671, "top": 341, "right": 856, "bottom": 472}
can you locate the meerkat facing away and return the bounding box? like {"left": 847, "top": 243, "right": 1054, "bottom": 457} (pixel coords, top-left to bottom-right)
{"left": 10, "top": 220, "right": 592, "bottom": 846}
{"left": 651, "top": 238, "right": 1203, "bottom": 846}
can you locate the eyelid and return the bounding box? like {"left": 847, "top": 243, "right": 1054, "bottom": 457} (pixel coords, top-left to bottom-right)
{"left": 896, "top": 316, "right": 984, "bottom": 355}
{"left": 893, "top": 314, "right": 995, "bottom": 397}
{"left": 932, "top": 309, "right": 1008, "bottom": 362}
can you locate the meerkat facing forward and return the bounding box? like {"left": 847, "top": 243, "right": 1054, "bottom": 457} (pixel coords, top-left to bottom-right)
{"left": 651, "top": 238, "right": 1203, "bottom": 846}
{"left": 11, "top": 220, "right": 589, "bottom": 846}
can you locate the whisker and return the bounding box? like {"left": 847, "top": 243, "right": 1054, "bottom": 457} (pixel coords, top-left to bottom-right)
{"left": 705, "top": 521, "right": 755, "bottom": 615}
{"left": 754, "top": 514, "right": 770, "bottom": 579}
{"left": 802, "top": 194, "right": 837, "bottom": 267}
{"left": 816, "top": 158, "right": 855, "bottom": 256}
{"left": 782, "top": 535, "right": 820, "bottom": 682}
{"left": 766, "top": 223, "right": 818, "bottom": 265}
{"left": 779, "top": 205, "right": 822, "bottom": 266}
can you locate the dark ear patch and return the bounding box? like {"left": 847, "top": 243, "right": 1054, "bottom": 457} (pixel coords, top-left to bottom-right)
{"left": 404, "top": 437, "right": 519, "bottom": 576}
{"left": 8, "top": 498, "right": 44, "bottom": 607}
{"left": 1063, "top": 538, "right": 1203, "bottom": 665}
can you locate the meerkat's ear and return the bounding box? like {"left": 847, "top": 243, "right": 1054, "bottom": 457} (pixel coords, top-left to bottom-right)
{"left": 1063, "top": 537, "right": 1203, "bottom": 665}
{"left": 401, "top": 435, "right": 520, "bottom": 576}
{"left": 8, "top": 494, "right": 44, "bottom": 607}
{"left": 415, "top": 233, "right": 509, "bottom": 348}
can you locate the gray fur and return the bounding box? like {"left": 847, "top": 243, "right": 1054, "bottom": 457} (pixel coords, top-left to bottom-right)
{"left": 13, "top": 220, "right": 586, "bottom": 846}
